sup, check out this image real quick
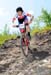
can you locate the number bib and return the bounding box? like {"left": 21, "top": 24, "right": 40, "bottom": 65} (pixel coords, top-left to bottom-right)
{"left": 19, "top": 24, "right": 25, "bottom": 29}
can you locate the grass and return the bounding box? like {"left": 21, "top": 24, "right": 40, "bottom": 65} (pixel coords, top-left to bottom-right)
{"left": 0, "top": 34, "right": 17, "bottom": 45}
{"left": 31, "top": 25, "right": 51, "bottom": 36}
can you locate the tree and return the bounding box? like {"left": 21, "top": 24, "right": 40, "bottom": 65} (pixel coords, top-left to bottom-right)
{"left": 39, "top": 8, "right": 51, "bottom": 27}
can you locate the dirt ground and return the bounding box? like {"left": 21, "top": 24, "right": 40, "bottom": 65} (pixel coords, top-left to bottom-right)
{"left": 0, "top": 30, "right": 51, "bottom": 75}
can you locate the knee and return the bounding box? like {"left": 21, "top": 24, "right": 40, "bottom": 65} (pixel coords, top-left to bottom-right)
{"left": 26, "top": 26, "right": 30, "bottom": 31}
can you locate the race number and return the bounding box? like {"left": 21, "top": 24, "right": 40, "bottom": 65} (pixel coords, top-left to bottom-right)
{"left": 19, "top": 24, "right": 25, "bottom": 29}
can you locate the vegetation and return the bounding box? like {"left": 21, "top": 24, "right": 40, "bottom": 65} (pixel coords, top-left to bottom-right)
{"left": 39, "top": 8, "right": 51, "bottom": 26}
{"left": 0, "top": 9, "right": 51, "bottom": 45}
{"left": 0, "top": 34, "right": 16, "bottom": 45}
{"left": 31, "top": 9, "right": 51, "bottom": 36}
{"left": 0, "top": 24, "right": 16, "bottom": 45}
{"left": 31, "top": 25, "right": 51, "bottom": 36}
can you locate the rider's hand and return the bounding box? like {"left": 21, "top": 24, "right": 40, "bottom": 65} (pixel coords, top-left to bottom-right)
{"left": 28, "top": 20, "right": 32, "bottom": 24}
{"left": 28, "top": 16, "right": 34, "bottom": 24}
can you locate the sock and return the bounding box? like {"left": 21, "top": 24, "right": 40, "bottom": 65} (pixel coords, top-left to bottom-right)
{"left": 28, "top": 32, "right": 30, "bottom": 36}
{"left": 28, "top": 32, "right": 31, "bottom": 39}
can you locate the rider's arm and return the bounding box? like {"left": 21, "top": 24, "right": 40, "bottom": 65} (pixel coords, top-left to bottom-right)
{"left": 26, "top": 13, "right": 34, "bottom": 24}
{"left": 12, "top": 17, "right": 16, "bottom": 23}
{"left": 12, "top": 14, "right": 18, "bottom": 27}
{"left": 12, "top": 14, "right": 18, "bottom": 23}
{"left": 12, "top": 17, "right": 16, "bottom": 27}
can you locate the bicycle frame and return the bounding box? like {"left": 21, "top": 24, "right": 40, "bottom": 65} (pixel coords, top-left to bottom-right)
{"left": 14, "top": 24, "right": 30, "bottom": 57}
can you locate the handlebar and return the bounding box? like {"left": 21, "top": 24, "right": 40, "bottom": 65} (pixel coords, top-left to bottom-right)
{"left": 16, "top": 25, "right": 19, "bottom": 27}
{"left": 12, "top": 25, "right": 19, "bottom": 28}
{"left": 13, "top": 23, "right": 29, "bottom": 28}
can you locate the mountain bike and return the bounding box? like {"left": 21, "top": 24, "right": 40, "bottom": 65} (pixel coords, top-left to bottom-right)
{"left": 13, "top": 23, "right": 31, "bottom": 57}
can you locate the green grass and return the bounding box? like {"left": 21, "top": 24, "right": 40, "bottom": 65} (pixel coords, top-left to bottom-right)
{"left": 31, "top": 26, "right": 51, "bottom": 36}
{"left": 0, "top": 34, "right": 17, "bottom": 45}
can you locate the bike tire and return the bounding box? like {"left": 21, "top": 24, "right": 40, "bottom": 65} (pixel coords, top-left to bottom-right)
{"left": 22, "top": 47, "right": 28, "bottom": 57}
{"left": 20, "top": 38, "right": 28, "bottom": 57}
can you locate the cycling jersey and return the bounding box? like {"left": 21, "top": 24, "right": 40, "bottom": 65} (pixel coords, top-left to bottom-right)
{"left": 13, "top": 12, "right": 31, "bottom": 24}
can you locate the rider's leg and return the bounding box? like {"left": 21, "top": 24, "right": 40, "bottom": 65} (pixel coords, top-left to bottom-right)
{"left": 26, "top": 25, "right": 31, "bottom": 40}
{"left": 24, "top": 16, "right": 31, "bottom": 40}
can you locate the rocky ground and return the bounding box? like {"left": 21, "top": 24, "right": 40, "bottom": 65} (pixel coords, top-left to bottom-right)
{"left": 0, "top": 30, "right": 51, "bottom": 75}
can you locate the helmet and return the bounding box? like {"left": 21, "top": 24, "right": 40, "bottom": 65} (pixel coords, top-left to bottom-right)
{"left": 16, "top": 7, "right": 23, "bottom": 12}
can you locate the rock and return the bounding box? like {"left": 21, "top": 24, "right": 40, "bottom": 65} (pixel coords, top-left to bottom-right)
{"left": 0, "top": 30, "right": 51, "bottom": 75}
{"left": 18, "top": 72, "right": 24, "bottom": 75}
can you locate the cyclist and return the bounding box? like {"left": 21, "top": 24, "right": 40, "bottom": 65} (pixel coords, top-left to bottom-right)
{"left": 12, "top": 7, "right": 34, "bottom": 39}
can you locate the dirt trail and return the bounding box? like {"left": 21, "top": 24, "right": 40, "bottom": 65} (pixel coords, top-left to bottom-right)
{"left": 0, "top": 30, "right": 51, "bottom": 75}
